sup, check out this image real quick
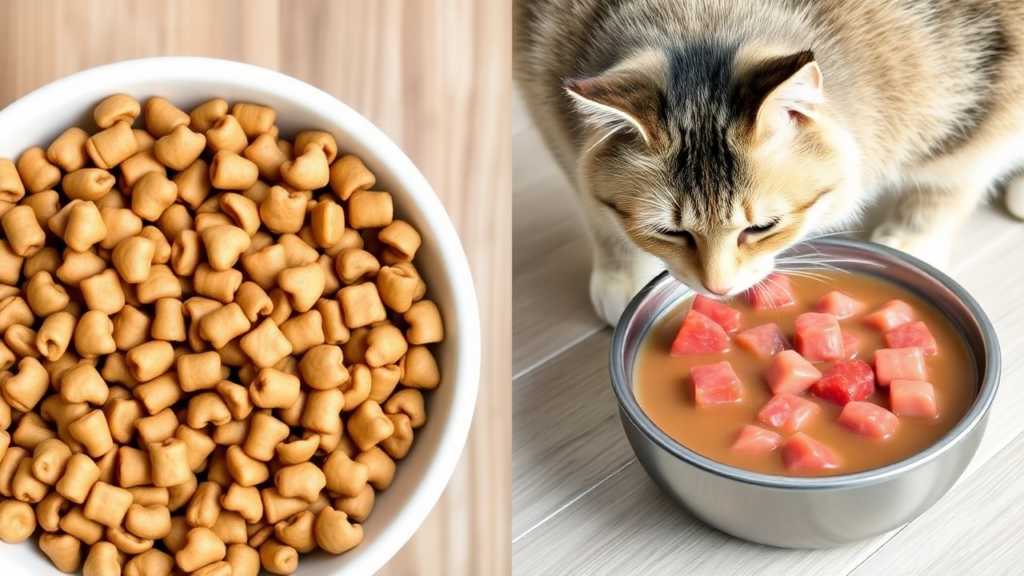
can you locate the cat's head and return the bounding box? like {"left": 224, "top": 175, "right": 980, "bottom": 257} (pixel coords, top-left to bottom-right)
{"left": 566, "top": 44, "right": 862, "bottom": 297}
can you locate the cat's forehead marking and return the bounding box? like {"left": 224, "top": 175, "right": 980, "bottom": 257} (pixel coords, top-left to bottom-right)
{"left": 664, "top": 40, "right": 741, "bottom": 223}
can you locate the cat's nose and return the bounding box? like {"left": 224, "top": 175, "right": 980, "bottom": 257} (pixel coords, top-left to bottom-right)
{"left": 702, "top": 282, "right": 731, "bottom": 296}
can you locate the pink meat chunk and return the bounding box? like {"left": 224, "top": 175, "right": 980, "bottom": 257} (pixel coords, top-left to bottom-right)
{"left": 691, "top": 295, "right": 742, "bottom": 333}
{"left": 863, "top": 300, "right": 915, "bottom": 333}
{"left": 873, "top": 347, "right": 927, "bottom": 386}
{"left": 781, "top": 432, "right": 839, "bottom": 472}
{"left": 890, "top": 379, "right": 939, "bottom": 419}
{"left": 744, "top": 273, "right": 795, "bottom": 310}
{"left": 671, "top": 310, "right": 730, "bottom": 355}
{"left": 731, "top": 425, "right": 782, "bottom": 454}
{"left": 884, "top": 321, "right": 938, "bottom": 356}
{"left": 842, "top": 331, "right": 862, "bottom": 359}
{"left": 765, "top": 349, "right": 823, "bottom": 395}
{"left": 690, "top": 361, "right": 743, "bottom": 407}
{"left": 757, "top": 392, "right": 820, "bottom": 433}
{"left": 814, "top": 291, "right": 865, "bottom": 320}
{"left": 811, "top": 359, "right": 876, "bottom": 406}
{"left": 794, "top": 312, "right": 844, "bottom": 362}
{"left": 735, "top": 323, "right": 790, "bottom": 359}
{"left": 837, "top": 401, "right": 899, "bottom": 439}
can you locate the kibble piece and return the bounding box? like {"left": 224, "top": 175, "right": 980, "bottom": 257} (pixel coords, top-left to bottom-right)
{"left": 339, "top": 283, "right": 387, "bottom": 328}
{"left": 83, "top": 481, "right": 133, "bottom": 528}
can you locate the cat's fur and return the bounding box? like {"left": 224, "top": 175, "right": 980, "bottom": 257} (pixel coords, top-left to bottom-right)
{"left": 514, "top": 0, "right": 1024, "bottom": 326}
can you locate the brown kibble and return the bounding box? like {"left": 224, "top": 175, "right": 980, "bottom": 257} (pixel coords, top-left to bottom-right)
{"left": 176, "top": 526, "right": 227, "bottom": 572}
{"left": 405, "top": 299, "right": 444, "bottom": 344}
{"left": 241, "top": 243, "right": 288, "bottom": 290}
{"left": 220, "top": 483, "right": 263, "bottom": 524}
{"left": 187, "top": 392, "right": 232, "bottom": 429}
{"left": 348, "top": 190, "right": 393, "bottom": 229}
{"left": 178, "top": 351, "right": 222, "bottom": 392}
{"left": 210, "top": 150, "right": 259, "bottom": 190}
{"left": 334, "top": 484, "right": 375, "bottom": 523}
{"left": 219, "top": 192, "right": 261, "bottom": 236}
{"left": 39, "top": 531, "right": 84, "bottom": 573}
{"left": 315, "top": 507, "right": 364, "bottom": 555}
{"left": 84, "top": 540, "right": 122, "bottom": 576}
{"left": 376, "top": 264, "right": 423, "bottom": 313}
{"left": 240, "top": 319, "right": 293, "bottom": 369}
{"left": 2, "top": 205, "right": 46, "bottom": 257}
{"left": 36, "top": 311, "right": 76, "bottom": 361}
{"left": 382, "top": 413, "right": 415, "bottom": 459}
{"left": 235, "top": 282, "right": 274, "bottom": 323}
{"left": 47, "top": 127, "right": 90, "bottom": 172}
{"left": 123, "top": 548, "right": 174, "bottom": 576}
{"left": 310, "top": 198, "right": 345, "bottom": 248}
{"left": 68, "top": 409, "right": 114, "bottom": 457}
{"left": 112, "top": 235, "right": 156, "bottom": 283}
{"left": 243, "top": 133, "right": 288, "bottom": 183}
{"left": 0, "top": 499, "right": 36, "bottom": 543}
{"left": 131, "top": 171, "right": 178, "bottom": 221}
{"left": 274, "top": 461, "right": 326, "bottom": 504}
{"left": 74, "top": 310, "right": 116, "bottom": 359}
{"left": 329, "top": 155, "right": 376, "bottom": 201}
{"left": 401, "top": 345, "right": 441, "bottom": 389}
{"left": 231, "top": 103, "right": 276, "bottom": 139}
{"left": 278, "top": 233, "right": 319, "bottom": 267}
{"left": 117, "top": 445, "right": 153, "bottom": 488}
{"left": 226, "top": 445, "right": 269, "bottom": 487}
{"left": 173, "top": 158, "right": 212, "bottom": 209}
{"left": 25, "top": 270, "right": 71, "bottom": 317}
{"left": 152, "top": 297, "right": 186, "bottom": 341}
{"left": 55, "top": 453, "right": 100, "bottom": 504}
{"left": 194, "top": 264, "right": 243, "bottom": 304}
{"left": 186, "top": 481, "right": 223, "bottom": 528}
{"left": 202, "top": 224, "right": 251, "bottom": 271}
{"left": 347, "top": 400, "right": 395, "bottom": 451}
{"left": 17, "top": 146, "right": 62, "bottom": 193}
{"left": 365, "top": 324, "right": 409, "bottom": 368}
{"left": 206, "top": 114, "right": 249, "bottom": 155}
{"left": 322, "top": 450, "right": 370, "bottom": 497}
{"left": 83, "top": 480, "right": 133, "bottom": 528}
{"left": 249, "top": 368, "right": 300, "bottom": 410}
{"left": 145, "top": 96, "right": 190, "bottom": 138}
{"left": 98, "top": 207, "right": 143, "bottom": 250}
{"left": 135, "top": 407, "right": 179, "bottom": 448}
{"left": 0, "top": 240, "right": 24, "bottom": 284}
{"left": 339, "top": 282, "right": 387, "bottom": 328}
{"left": 87, "top": 120, "right": 138, "bottom": 169}
{"left": 61, "top": 362, "right": 109, "bottom": 405}
{"left": 120, "top": 149, "right": 167, "bottom": 193}
{"left": 298, "top": 345, "right": 349, "bottom": 390}
{"left": 57, "top": 248, "right": 107, "bottom": 286}
{"left": 277, "top": 263, "right": 325, "bottom": 313}
{"left": 36, "top": 491, "right": 69, "bottom": 532}
{"left": 191, "top": 98, "right": 229, "bottom": 133}
{"left": 379, "top": 219, "right": 422, "bottom": 261}
{"left": 317, "top": 298, "right": 350, "bottom": 345}
{"left": 242, "top": 412, "right": 290, "bottom": 462}
{"left": 126, "top": 340, "right": 175, "bottom": 382}
{"left": 171, "top": 228, "right": 201, "bottom": 277}
{"left": 94, "top": 93, "right": 141, "bottom": 128}
{"left": 294, "top": 131, "right": 338, "bottom": 163}
{"left": 216, "top": 380, "right": 254, "bottom": 422}
{"left": 176, "top": 424, "right": 218, "bottom": 472}
{"left": 4, "top": 357, "right": 49, "bottom": 412}
{"left": 357, "top": 446, "right": 396, "bottom": 490}
{"left": 0, "top": 296, "right": 34, "bottom": 333}
{"left": 150, "top": 437, "right": 192, "bottom": 488}
{"left": 136, "top": 264, "right": 182, "bottom": 304}
{"left": 301, "top": 387, "right": 345, "bottom": 435}
{"left": 154, "top": 123, "right": 207, "bottom": 170}
{"left": 80, "top": 268, "right": 126, "bottom": 314}
{"left": 200, "top": 303, "right": 251, "bottom": 349}
{"left": 259, "top": 185, "right": 306, "bottom": 234}
{"left": 280, "top": 143, "right": 330, "bottom": 190}
{"left": 336, "top": 248, "right": 380, "bottom": 284}
{"left": 275, "top": 433, "right": 320, "bottom": 466}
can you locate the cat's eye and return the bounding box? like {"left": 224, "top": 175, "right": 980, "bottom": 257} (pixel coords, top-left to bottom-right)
{"left": 744, "top": 221, "right": 777, "bottom": 235}
{"left": 656, "top": 228, "right": 694, "bottom": 244}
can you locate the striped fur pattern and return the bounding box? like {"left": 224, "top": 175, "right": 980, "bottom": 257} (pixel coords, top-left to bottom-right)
{"left": 514, "top": 0, "right": 1024, "bottom": 326}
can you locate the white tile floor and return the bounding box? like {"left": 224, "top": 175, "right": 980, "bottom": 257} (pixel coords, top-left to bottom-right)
{"left": 512, "top": 88, "right": 1024, "bottom": 575}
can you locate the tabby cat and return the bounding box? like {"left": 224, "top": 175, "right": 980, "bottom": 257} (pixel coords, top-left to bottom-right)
{"left": 513, "top": 0, "right": 1024, "bottom": 326}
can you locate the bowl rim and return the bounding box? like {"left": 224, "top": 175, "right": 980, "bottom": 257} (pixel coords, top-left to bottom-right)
{"left": 0, "top": 56, "right": 482, "bottom": 574}
{"left": 609, "top": 237, "right": 1000, "bottom": 490}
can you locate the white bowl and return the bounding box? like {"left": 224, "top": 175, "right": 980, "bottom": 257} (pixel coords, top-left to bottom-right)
{"left": 0, "top": 57, "right": 480, "bottom": 575}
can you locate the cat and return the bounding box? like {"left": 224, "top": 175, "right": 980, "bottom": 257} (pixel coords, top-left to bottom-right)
{"left": 513, "top": 0, "right": 1024, "bottom": 327}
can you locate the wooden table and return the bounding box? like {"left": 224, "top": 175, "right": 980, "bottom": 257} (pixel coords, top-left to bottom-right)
{"left": 514, "top": 84, "right": 1024, "bottom": 575}
{"left": 0, "top": 2, "right": 511, "bottom": 575}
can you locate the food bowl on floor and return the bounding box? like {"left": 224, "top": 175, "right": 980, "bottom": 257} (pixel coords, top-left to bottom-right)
{"left": 0, "top": 57, "right": 480, "bottom": 574}
{"left": 609, "top": 237, "right": 998, "bottom": 548}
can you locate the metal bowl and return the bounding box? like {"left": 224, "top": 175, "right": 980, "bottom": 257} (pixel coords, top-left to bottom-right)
{"left": 609, "top": 237, "right": 1000, "bottom": 548}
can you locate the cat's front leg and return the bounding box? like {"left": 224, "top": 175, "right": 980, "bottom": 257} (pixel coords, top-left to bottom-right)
{"left": 589, "top": 238, "right": 664, "bottom": 327}
{"left": 869, "top": 180, "right": 985, "bottom": 271}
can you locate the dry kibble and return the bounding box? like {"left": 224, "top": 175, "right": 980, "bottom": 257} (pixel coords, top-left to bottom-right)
{"left": 202, "top": 224, "right": 251, "bottom": 271}
{"left": 68, "top": 409, "right": 114, "bottom": 458}
{"left": 210, "top": 509, "right": 247, "bottom": 545}
{"left": 145, "top": 97, "right": 190, "bottom": 138}
{"left": 401, "top": 345, "right": 442, "bottom": 389}
{"left": 191, "top": 98, "right": 229, "bottom": 133}
{"left": 171, "top": 228, "right": 201, "bottom": 277}
{"left": 200, "top": 303, "right": 251, "bottom": 349}
{"left": 117, "top": 445, "right": 153, "bottom": 488}
{"left": 365, "top": 324, "right": 409, "bottom": 368}
{"left": 298, "top": 345, "right": 349, "bottom": 390}
{"left": 154, "top": 123, "right": 207, "bottom": 170}
{"left": 119, "top": 150, "right": 166, "bottom": 193}
{"left": 188, "top": 393, "right": 233, "bottom": 429}
{"left": 187, "top": 481, "right": 223, "bottom": 528}
{"left": 106, "top": 524, "right": 154, "bottom": 555}
{"left": 277, "top": 263, "right": 325, "bottom": 313}
{"left": 259, "top": 186, "right": 306, "bottom": 234}
{"left": 48, "top": 127, "right": 90, "bottom": 172}
{"left": 132, "top": 171, "right": 178, "bottom": 221}
{"left": 81, "top": 268, "right": 126, "bottom": 314}
{"left": 4, "top": 357, "right": 49, "bottom": 412}
{"left": 0, "top": 240, "right": 25, "bottom": 284}
{"left": 348, "top": 400, "right": 395, "bottom": 451}
{"left": 219, "top": 192, "right": 261, "bottom": 236}
{"left": 274, "top": 462, "right": 326, "bottom": 503}
{"left": 376, "top": 264, "right": 423, "bottom": 313}
{"left": 240, "top": 319, "right": 293, "bottom": 369}
{"left": 232, "top": 103, "right": 276, "bottom": 139}
{"left": 26, "top": 270, "right": 71, "bottom": 317}
{"left": 87, "top": 120, "right": 139, "bottom": 169}
{"left": 136, "top": 264, "right": 182, "bottom": 303}
{"left": 112, "top": 235, "right": 156, "bottom": 283}
{"left": 36, "top": 490, "right": 69, "bottom": 532}
{"left": 315, "top": 507, "right": 363, "bottom": 555}
{"left": 278, "top": 233, "right": 319, "bottom": 267}
{"left": 150, "top": 437, "right": 192, "bottom": 487}
{"left": 241, "top": 244, "right": 288, "bottom": 290}
{"left": 274, "top": 509, "right": 316, "bottom": 553}
{"left": 18, "top": 146, "right": 62, "bottom": 193}
{"left": 243, "top": 133, "right": 288, "bottom": 182}
{"left": 173, "top": 158, "right": 212, "bottom": 209}
{"left": 152, "top": 297, "right": 186, "bottom": 341}
{"left": 339, "top": 282, "right": 387, "bottom": 328}
{"left": 83, "top": 481, "right": 133, "bottom": 528}
{"left": 0, "top": 498, "right": 36, "bottom": 542}
{"left": 210, "top": 150, "right": 259, "bottom": 190}
{"left": 39, "top": 531, "right": 84, "bottom": 573}
{"left": 242, "top": 412, "right": 290, "bottom": 463}
{"left": 123, "top": 548, "right": 173, "bottom": 576}
{"left": 335, "top": 484, "right": 375, "bottom": 523}
{"left": 125, "top": 340, "right": 175, "bottom": 382}
{"left": 329, "top": 155, "right": 375, "bottom": 200}
{"left": 64, "top": 168, "right": 117, "bottom": 202}
{"left": 276, "top": 433, "right": 320, "bottom": 465}
{"left": 83, "top": 540, "right": 122, "bottom": 576}
{"left": 57, "top": 248, "right": 107, "bottom": 286}
{"left": 32, "top": 437, "right": 73, "bottom": 485}
{"left": 95, "top": 93, "right": 140, "bottom": 128}
{"left": 3, "top": 204, "right": 47, "bottom": 257}
{"left": 55, "top": 453, "right": 100, "bottom": 504}
{"left": 280, "top": 143, "right": 330, "bottom": 190}
{"left": 132, "top": 372, "right": 181, "bottom": 415}
{"left": 250, "top": 368, "right": 300, "bottom": 410}
{"left": 206, "top": 114, "right": 248, "bottom": 155}
{"left": 321, "top": 450, "right": 369, "bottom": 497}
{"left": 176, "top": 526, "right": 227, "bottom": 572}
{"left": 348, "top": 190, "right": 393, "bottom": 229}
{"left": 194, "top": 264, "right": 242, "bottom": 304}
{"left": 0, "top": 296, "right": 34, "bottom": 333}
{"left": 226, "top": 445, "right": 269, "bottom": 487}
{"left": 74, "top": 310, "right": 117, "bottom": 359}
{"left": 178, "top": 351, "right": 222, "bottom": 392}
{"left": 99, "top": 208, "right": 144, "bottom": 251}
{"left": 176, "top": 425, "right": 218, "bottom": 472}
{"left": 226, "top": 543, "right": 261, "bottom": 576}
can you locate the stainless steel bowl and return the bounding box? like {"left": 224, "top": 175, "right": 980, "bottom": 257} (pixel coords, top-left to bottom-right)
{"left": 609, "top": 237, "right": 1000, "bottom": 548}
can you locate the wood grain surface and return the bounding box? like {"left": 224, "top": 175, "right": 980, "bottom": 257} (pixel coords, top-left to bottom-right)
{"left": 0, "top": 1, "right": 511, "bottom": 575}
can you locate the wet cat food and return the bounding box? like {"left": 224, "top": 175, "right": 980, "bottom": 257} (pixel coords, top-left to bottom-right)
{"left": 634, "top": 269, "right": 977, "bottom": 476}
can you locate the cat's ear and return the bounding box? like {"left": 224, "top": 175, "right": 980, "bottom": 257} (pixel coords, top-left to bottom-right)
{"left": 564, "top": 72, "right": 661, "bottom": 146}
{"left": 744, "top": 50, "right": 823, "bottom": 141}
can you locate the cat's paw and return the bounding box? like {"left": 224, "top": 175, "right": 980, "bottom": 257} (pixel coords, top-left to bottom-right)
{"left": 589, "top": 260, "right": 663, "bottom": 327}
{"left": 870, "top": 226, "right": 951, "bottom": 271}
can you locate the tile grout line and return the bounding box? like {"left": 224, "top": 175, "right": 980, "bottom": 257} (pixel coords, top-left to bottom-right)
{"left": 512, "top": 458, "right": 637, "bottom": 545}
{"left": 512, "top": 326, "right": 606, "bottom": 382}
